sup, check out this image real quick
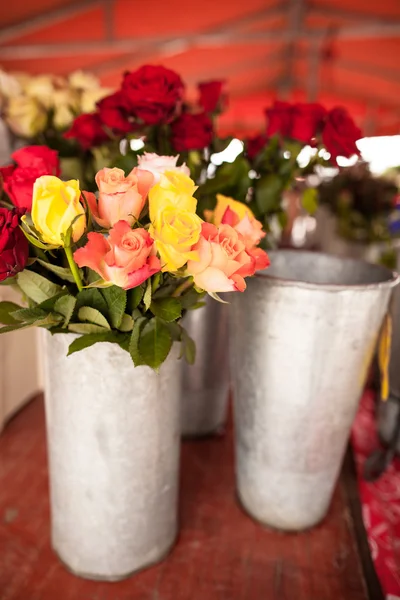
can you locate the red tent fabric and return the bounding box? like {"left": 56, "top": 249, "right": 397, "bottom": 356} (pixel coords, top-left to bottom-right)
{"left": 0, "top": 0, "right": 399, "bottom": 137}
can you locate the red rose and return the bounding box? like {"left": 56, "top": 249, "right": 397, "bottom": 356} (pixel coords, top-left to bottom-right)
{"left": 121, "top": 65, "right": 184, "bottom": 125}
{"left": 171, "top": 112, "right": 213, "bottom": 152}
{"left": 0, "top": 207, "right": 29, "bottom": 282}
{"left": 322, "top": 107, "right": 362, "bottom": 163}
{"left": 246, "top": 134, "right": 268, "bottom": 160}
{"left": 97, "top": 91, "right": 134, "bottom": 134}
{"left": 265, "top": 101, "right": 293, "bottom": 138}
{"left": 290, "top": 103, "right": 327, "bottom": 144}
{"left": 12, "top": 146, "right": 60, "bottom": 176}
{"left": 0, "top": 145, "right": 60, "bottom": 210}
{"left": 198, "top": 80, "right": 226, "bottom": 113}
{"left": 65, "top": 113, "right": 110, "bottom": 149}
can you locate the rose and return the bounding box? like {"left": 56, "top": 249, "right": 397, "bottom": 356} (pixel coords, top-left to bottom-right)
{"left": 290, "top": 103, "right": 327, "bottom": 144}
{"left": 148, "top": 172, "right": 201, "bottom": 271}
{"left": 69, "top": 70, "right": 100, "bottom": 91}
{"left": 24, "top": 75, "right": 55, "bottom": 108}
{"left": 322, "top": 107, "right": 362, "bottom": 163}
{"left": 65, "top": 113, "right": 110, "bottom": 149}
{"left": 205, "top": 194, "right": 266, "bottom": 249}
{"left": 265, "top": 101, "right": 293, "bottom": 138}
{"left": 121, "top": 65, "right": 184, "bottom": 125}
{"left": 52, "top": 89, "right": 80, "bottom": 130}
{"left": 5, "top": 96, "right": 47, "bottom": 137}
{"left": 186, "top": 223, "right": 269, "bottom": 293}
{"left": 246, "top": 134, "right": 268, "bottom": 160}
{"left": 171, "top": 112, "right": 213, "bottom": 151}
{"left": 31, "top": 176, "right": 86, "bottom": 246}
{"left": 198, "top": 80, "right": 226, "bottom": 113}
{"left": 0, "top": 207, "right": 29, "bottom": 282}
{"left": 12, "top": 146, "right": 60, "bottom": 175}
{"left": 137, "top": 153, "right": 190, "bottom": 183}
{"left": 80, "top": 87, "right": 113, "bottom": 114}
{"left": 88, "top": 167, "right": 154, "bottom": 229}
{"left": 97, "top": 91, "right": 134, "bottom": 134}
{"left": 0, "top": 146, "right": 60, "bottom": 210}
{"left": 149, "top": 171, "right": 198, "bottom": 219}
{"left": 74, "top": 220, "right": 160, "bottom": 290}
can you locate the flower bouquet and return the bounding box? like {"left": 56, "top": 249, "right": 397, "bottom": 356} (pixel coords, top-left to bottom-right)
{"left": 0, "top": 148, "right": 269, "bottom": 579}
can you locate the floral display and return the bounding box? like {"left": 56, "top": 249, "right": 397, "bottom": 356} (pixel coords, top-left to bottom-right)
{"left": 318, "top": 162, "right": 399, "bottom": 244}
{"left": 204, "top": 100, "right": 363, "bottom": 243}
{"left": 0, "top": 69, "right": 112, "bottom": 151}
{"left": 0, "top": 147, "right": 269, "bottom": 369}
{"left": 64, "top": 65, "right": 228, "bottom": 197}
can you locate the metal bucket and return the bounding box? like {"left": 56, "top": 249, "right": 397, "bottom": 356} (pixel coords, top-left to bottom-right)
{"left": 42, "top": 332, "right": 181, "bottom": 581}
{"left": 229, "top": 250, "right": 399, "bottom": 531}
{"left": 180, "top": 296, "right": 229, "bottom": 437}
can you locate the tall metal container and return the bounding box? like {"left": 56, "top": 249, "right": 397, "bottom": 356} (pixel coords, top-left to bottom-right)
{"left": 42, "top": 332, "right": 181, "bottom": 581}
{"left": 229, "top": 250, "right": 398, "bottom": 531}
{"left": 180, "top": 297, "right": 229, "bottom": 437}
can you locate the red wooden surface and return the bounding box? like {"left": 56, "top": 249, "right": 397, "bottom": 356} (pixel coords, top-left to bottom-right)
{"left": 0, "top": 396, "right": 368, "bottom": 600}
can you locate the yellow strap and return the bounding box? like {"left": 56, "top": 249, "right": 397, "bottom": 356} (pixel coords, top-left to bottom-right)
{"left": 378, "top": 313, "right": 392, "bottom": 401}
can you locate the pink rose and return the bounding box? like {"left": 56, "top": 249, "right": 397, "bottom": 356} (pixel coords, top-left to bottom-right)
{"left": 187, "top": 222, "right": 269, "bottom": 293}
{"left": 88, "top": 167, "right": 154, "bottom": 229}
{"left": 74, "top": 220, "right": 161, "bottom": 290}
{"left": 221, "top": 206, "right": 266, "bottom": 249}
{"left": 136, "top": 152, "right": 190, "bottom": 183}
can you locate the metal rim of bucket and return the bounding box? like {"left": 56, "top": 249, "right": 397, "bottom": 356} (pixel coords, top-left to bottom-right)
{"left": 256, "top": 249, "right": 400, "bottom": 292}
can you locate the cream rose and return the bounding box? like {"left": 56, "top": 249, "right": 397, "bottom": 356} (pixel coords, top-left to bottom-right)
{"left": 137, "top": 152, "right": 190, "bottom": 183}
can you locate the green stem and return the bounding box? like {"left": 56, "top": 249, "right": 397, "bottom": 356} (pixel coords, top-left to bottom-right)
{"left": 64, "top": 245, "right": 83, "bottom": 292}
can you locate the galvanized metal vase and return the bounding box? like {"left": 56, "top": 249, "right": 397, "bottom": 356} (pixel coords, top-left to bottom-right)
{"left": 229, "top": 250, "right": 398, "bottom": 531}
{"left": 180, "top": 297, "right": 229, "bottom": 437}
{"left": 42, "top": 332, "right": 181, "bottom": 581}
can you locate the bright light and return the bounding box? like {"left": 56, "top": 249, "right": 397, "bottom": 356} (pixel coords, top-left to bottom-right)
{"left": 211, "top": 138, "right": 244, "bottom": 166}
{"left": 248, "top": 169, "right": 258, "bottom": 179}
{"left": 336, "top": 154, "right": 359, "bottom": 167}
{"left": 357, "top": 136, "right": 400, "bottom": 174}
{"left": 297, "top": 146, "right": 318, "bottom": 168}
{"left": 283, "top": 151, "right": 291, "bottom": 159}
{"left": 130, "top": 139, "right": 145, "bottom": 151}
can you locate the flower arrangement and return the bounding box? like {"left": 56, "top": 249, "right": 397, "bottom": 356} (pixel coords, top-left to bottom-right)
{"left": 318, "top": 162, "right": 399, "bottom": 244}
{"left": 0, "top": 148, "right": 269, "bottom": 369}
{"left": 0, "top": 69, "right": 111, "bottom": 151}
{"left": 204, "top": 100, "right": 363, "bottom": 243}
{"left": 63, "top": 65, "right": 231, "bottom": 197}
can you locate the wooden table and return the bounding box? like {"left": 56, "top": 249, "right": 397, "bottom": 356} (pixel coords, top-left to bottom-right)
{"left": 0, "top": 395, "right": 381, "bottom": 600}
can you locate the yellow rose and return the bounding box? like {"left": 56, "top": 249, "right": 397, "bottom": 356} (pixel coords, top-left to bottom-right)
{"left": 5, "top": 96, "right": 47, "bottom": 138}
{"left": 205, "top": 194, "right": 255, "bottom": 225}
{"left": 32, "top": 176, "right": 86, "bottom": 247}
{"left": 149, "top": 171, "right": 198, "bottom": 221}
{"left": 69, "top": 70, "right": 100, "bottom": 91}
{"left": 52, "top": 89, "right": 79, "bottom": 130}
{"left": 24, "top": 75, "right": 55, "bottom": 108}
{"left": 149, "top": 206, "right": 202, "bottom": 272}
{"left": 80, "top": 87, "right": 113, "bottom": 114}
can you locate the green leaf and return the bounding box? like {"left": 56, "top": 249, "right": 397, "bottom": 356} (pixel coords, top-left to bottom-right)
{"left": 68, "top": 323, "right": 110, "bottom": 334}
{"left": 0, "top": 301, "right": 23, "bottom": 325}
{"left": 75, "top": 288, "right": 108, "bottom": 316}
{"left": 138, "top": 317, "right": 172, "bottom": 370}
{"left": 0, "top": 313, "right": 62, "bottom": 334}
{"left": 101, "top": 286, "right": 127, "bottom": 328}
{"left": 38, "top": 291, "right": 68, "bottom": 311}
{"left": 127, "top": 285, "right": 144, "bottom": 311}
{"left": 54, "top": 295, "right": 76, "bottom": 326}
{"left": 21, "top": 228, "right": 59, "bottom": 251}
{"left": 129, "top": 316, "right": 147, "bottom": 366}
{"left": 11, "top": 307, "right": 48, "bottom": 322}
{"left": 37, "top": 259, "right": 78, "bottom": 283}
{"left": 78, "top": 307, "right": 111, "bottom": 329}
{"left": 17, "top": 270, "right": 62, "bottom": 304}
{"left": 301, "top": 187, "right": 318, "bottom": 215}
{"left": 180, "top": 287, "right": 205, "bottom": 309}
{"left": 119, "top": 313, "right": 134, "bottom": 332}
{"left": 67, "top": 331, "right": 125, "bottom": 356}
{"left": 150, "top": 298, "right": 181, "bottom": 322}
{"left": 151, "top": 272, "right": 162, "bottom": 293}
{"left": 182, "top": 328, "right": 196, "bottom": 365}
{"left": 255, "top": 174, "right": 284, "bottom": 216}
{"left": 84, "top": 279, "right": 114, "bottom": 289}
{"left": 165, "top": 320, "right": 183, "bottom": 341}
{"left": 143, "top": 279, "right": 152, "bottom": 311}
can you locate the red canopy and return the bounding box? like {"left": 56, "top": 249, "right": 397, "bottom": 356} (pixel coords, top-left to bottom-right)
{"left": 1, "top": 0, "right": 399, "bottom": 137}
